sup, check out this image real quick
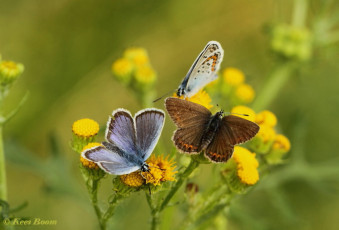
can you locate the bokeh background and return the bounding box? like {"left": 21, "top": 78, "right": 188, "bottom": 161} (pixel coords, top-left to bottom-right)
{"left": 1, "top": 0, "right": 339, "bottom": 229}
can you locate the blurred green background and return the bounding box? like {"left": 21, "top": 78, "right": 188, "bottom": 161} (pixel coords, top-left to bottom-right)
{"left": 1, "top": 0, "right": 339, "bottom": 229}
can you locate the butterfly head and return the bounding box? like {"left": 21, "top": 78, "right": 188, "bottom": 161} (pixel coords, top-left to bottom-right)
{"left": 177, "top": 87, "right": 185, "bottom": 97}
{"left": 217, "top": 110, "right": 224, "bottom": 118}
{"left": 140, "top": 162, "right": 150, "bottom": 172}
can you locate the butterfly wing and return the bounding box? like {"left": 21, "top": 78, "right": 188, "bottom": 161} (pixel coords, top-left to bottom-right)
{"left": 165, "top": 97, "right": 211, "bottom": 153}
{"left": 221, "top": 115, "right": 260, "bottom": 145}
{"left": 105, "top": 109, "right": 138, "bottom": 154}
{"left": 179, "top": 41, "right": 224, "bottom": 98}
{"left": 135, "top": 109, "right": 165, "bottom": 161}
{"left": 205, "top": 115, "right": 260, "bottom": 162}
{"left": 82, "top": 145, "right": 140, "bottom": 175}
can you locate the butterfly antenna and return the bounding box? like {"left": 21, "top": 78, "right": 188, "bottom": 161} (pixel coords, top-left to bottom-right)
{"left": 227, "top": 112, "right": 249, "bottom": 116}
{"left": 153, "top": 89, "right": 176, "bottom": 103}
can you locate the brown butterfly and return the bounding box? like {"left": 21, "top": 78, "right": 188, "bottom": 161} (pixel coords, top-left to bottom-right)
{"left": 165, "top": 97, "right": 260, "bottom": 163}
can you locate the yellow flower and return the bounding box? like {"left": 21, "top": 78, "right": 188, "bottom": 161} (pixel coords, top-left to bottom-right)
{"left": 0, "top": 60, "right": 24, "bottom": 85}
{"left": 265, "top": 134, "right": 291, "bottom": 164}
{"left": 72, "top": 118, "right": 99, "bottom": 138}
{"left": 72, "top": 118, "right": 99, "bottom": 153}
{"left": 249, "top": 124, "right": 276, "bottom": 154}
{"left": 233, "top": 147, "right": 259, "bottom": 185}
{"left": 142, "top": 155, "right": 177, "bottom": 186}
{"left": 134, "top": 65, "right": 156, "bottom": 85}
{"left": 272, "top": 134, "right": 291, "bottom": 152}
{"left": 112, "top": 58, "right": 133, "bottom": 83}
{"left": 124, "top": 47, "right": 149, "bottom": 66}
{"left": 236, "top": 166, "right": 259, "bottom": 186}
{"left": 120, "top": 171, "right": 145, "bottom": 187}
{"left": 256, "top": 110, "right": 277, "bottom": 127}
{"left": 235, "top": 83, "right": 255, "bottom": 103}
{"left": 222, "top": 67, "right": 245, "bottom": 86}
{"left": 233, "top": 146, "right": 259, "bottom": 169}
{"left": 175, "top": 90, "right": 213, "bottom": 109}
{"left": 80, "top": 142, "right": 102, "bottom": 170}
{"left": 231, "top": 105, "right": 256, "bottom": 122}
{"left": 222, "top": 147, "right": 259, "bottom": 192}
{"left": 257, "top": 124, "right": 276, "bottom": 143}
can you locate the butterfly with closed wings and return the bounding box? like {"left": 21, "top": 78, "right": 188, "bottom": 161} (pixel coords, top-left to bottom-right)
{"left": 82, "top": 108, "right": 165, "bottom": 175}
{"left": 177, "top": 41, "right": 224, "bottom": 98}
{"left": 165, "top": 97, "right": 259, "bottom": 163}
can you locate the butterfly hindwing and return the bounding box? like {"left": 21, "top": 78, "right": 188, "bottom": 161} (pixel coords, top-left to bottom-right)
{"left": 135, "top": 109, "right": 165, "bottom": 160}
{"left": 98, "top": 162, "right": 140, "bottom": 175}
{"left": 82, "top": 145, "right": 140, "bottom": 175}
{"left": 204, "top": 115, "right": 259, "bottom": 163}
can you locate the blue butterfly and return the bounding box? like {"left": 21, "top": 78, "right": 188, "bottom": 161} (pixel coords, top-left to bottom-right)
{"left": 177, "top": 41, "right": 224, "bottom": 98}
{"left": 82, "top": 108, "right": 165, "bottom": 175}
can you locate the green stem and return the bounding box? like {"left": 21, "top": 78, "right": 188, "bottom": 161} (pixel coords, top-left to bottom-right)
{"left": 0, "top": 126, "right": 7, "bottom": 201}
{"left": 90, "top": 179, "right": 102, "bottom": 229}
{"left": 194, "top": 198, "right": 231, "bottom": 228}
{"left": 3, "top": 92, "right": 29, "bottom": 124}
{"left": 159, "top": 159, "right": 200, "bottom": 211}
{"left": 252, "top": 62, "right": 296, "bottom": 111}
{"left": 146, "top": 191, "right": 160, "bottom": 230}
{"left": 292, "top": 0, "right": 308, "bottom": 28}
{"left": 180, "top": 184, "right": 231, "bottom": 230}
{"left": 100, "top": 194, "right": 123, "bottom": 229}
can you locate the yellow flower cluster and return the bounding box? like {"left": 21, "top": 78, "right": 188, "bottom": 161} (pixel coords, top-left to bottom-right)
{"left": 143, "top": 155, "right": 177, "bottom": 186}
{"left": 175, "top": 90, "right": 213, "bottom": 109}
{"left": 221, "top": 67, "right": 255, "bottom": 105}
{"left": 232, "top": 105, "right": 290, "bottom": 163}
{"left": 72, "top": 118, "right": 99, "bottom": 153}
{"left": 120, "top": 154, "right": 177, "bottom": 187}
{"left": 0, "top": 60, "right": 24, "bottom": 86}
{"left": 120, "top": 171, "right": 145, "bottom": 187}
{"left": 72, "top": 118, "right": 99, "bottom": 138}
{"left": 80, "top": 143, "right": 102, "bottom": 170}
{"left": 112, "top": 47, "right": 156, "bottom": 89}
{"left": 232, "top": 147, "right": 259, "bottom": 185}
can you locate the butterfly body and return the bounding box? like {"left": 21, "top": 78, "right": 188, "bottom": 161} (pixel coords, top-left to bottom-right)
{"left": 177, "top": 41, "right": 224, "bottom": 98}
{"left": 82, "top": 108, "right": 165, "bottom": 175}
{"left": 165, "top": 97, "right": 259, "bottom": 163}
{"left": 200, "top": 111, "right": 223, "bottom": 150}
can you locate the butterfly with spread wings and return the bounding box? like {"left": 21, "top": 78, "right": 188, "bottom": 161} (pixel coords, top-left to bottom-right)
{"left": 165, "top": 97, "right": 259, "bottom": 163}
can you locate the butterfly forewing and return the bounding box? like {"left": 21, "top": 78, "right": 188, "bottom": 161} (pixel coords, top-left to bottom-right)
{"left": 222, "top": 115, "right": 260, "bottom": 145}
{"left": 105, "top": 109, "right": 138, "bottom": 154}
{"left": 135, "top": 109, "right": 165, "bottom": 160}
{"left": 165, "top": 97, "right": 211, "bottom": 128}
{"left": 165, "top": 97, "right": 211, "bottom": 153}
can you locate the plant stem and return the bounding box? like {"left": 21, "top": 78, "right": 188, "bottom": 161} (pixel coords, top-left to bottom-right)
{"left": 0, "top": 124, "right": 7, "bottom": 201}
{"left": 179, "top": 184, "right": 231, "bottom": 230}
{"left": 252, "top": 62, "right": 296, "bottom": 111}
{"left": 159, "top": 159, "right": 200, "bottom": 211}
{"left": 89, "top": 179, "right": 103, "bottom": 229}
{"left": 100, "top": 194, "right": 123, "bottom": 229}
{"left": 146, "top": 191, "right": 160, "bottom": 230}
{"left": 292, "top": 0, "right": 308, "bottom": 28}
